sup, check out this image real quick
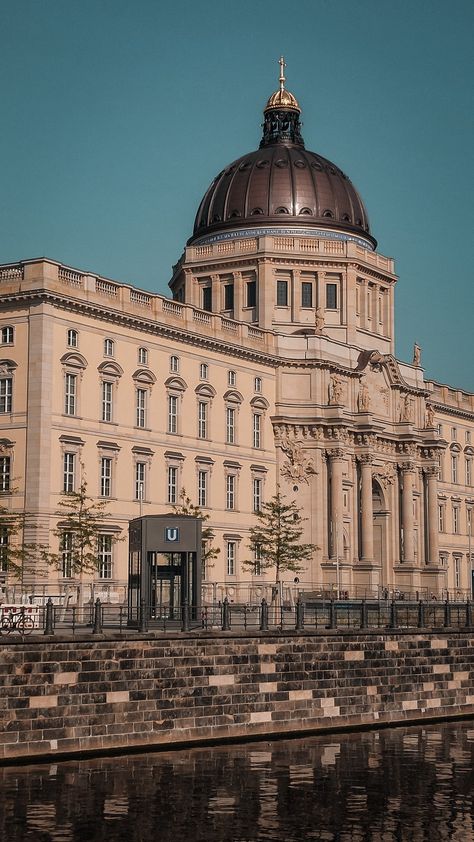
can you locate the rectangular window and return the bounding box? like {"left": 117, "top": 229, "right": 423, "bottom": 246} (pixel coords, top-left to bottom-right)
{"left": 198, "top": 401, "right": 207, "bottom": 439}
{"left": 0, "top": 528, "right": 8, "bottom": 572}
{"left": 100, "top": 457, "right": 112, "bottom": 497}
{"left": 378, "top": 294, "right": 384, "bottom": 324}
{"left": 453, "top": 505, "right": 460, "bottom": 534}
{"left": 356, "top": 285, "right": 360, "bottom": 315}
{"left": 326, "top": 283, "right": 338, "bottom": 309}
{"left": 454, "top": 556, "right": 461, "bottom": 589}
{"left": 254, "top": 377, "right": 262, "bottom": 393}
{"left": 61, "top": 531, "right": 74, "bottom": 578}
{"left": 97, "top": 534, "right": 112, "bottom": 579}
{"left": 466, "top": 458, "right": 472, "bottom": 486}
{"left": 64, "top": 373, "right": 76, "bottom": 416}
{"left": 101, "top": 381, "right": 113, "bottom": 422}
{"left": 198, "top": 470, "right": 208, "bottom": 507}
{"left": 226, "top": 474, "right": 236, "bottom": 510}
{"left": 253, "top": 477, "right": 262, "bottom": 513}
{"left": 301, "top": 282, "right": 313, "bottom": 308}
{"left": 227, "top": 541, "right": 236, "bottom": 576}
{"left": 202, "top": 287, "right": 212, "bottom": 312}
{"left": 451, "top": 455, "right": 458, "bottom": 484}
{"left": 276, "top": 280, "right": 288, "bottom": 307}
{"left": 246, "top": 281, "right": 256, "bottom": 308}
{"left": 200, "top": 363, "right": 208, "bottom": 380}
{"left": 167, "top": 466, "right": 177, "bottom": 504}
{"left": 451, "top": 427, "right": 457, "bottom": 441}
{"left": 224, "top": 284, "right": 234, "bottom": 311}
{"left": 254, "top": 545, "right": 262, "bottom": 576}
{"left": 467, "top": 431, "right": 471, "bottom": 443}
{"left": 168, "top": 395, "right": 178, "bottom": 433}
{"left": 135, "top": 462, "right": 145, "bottom": 501}
{"left": 0, "top": 456, "right": 11, "bottom": 492}
{"left": 438, "top": 504, "right": 445, "bottom": 532}
{"left": 253, "top": 413, "right": 261, "bottom": 448}
{"left": 170, "top": 356, "right": 179, "bottom": 373}
{"left": 366, "top": 288, "right": 372, "bottom": 320}
{"left": 226, "top": 407, "right": 235, "bottom": 444}
{"left": 136, "top": 388, "right": 147, "bottom": 428}
{"left": 63, "top": 452, "right": 75, "bottom": 493}
{"left": 0, "top": 377, "right": 12, "bottom": 414}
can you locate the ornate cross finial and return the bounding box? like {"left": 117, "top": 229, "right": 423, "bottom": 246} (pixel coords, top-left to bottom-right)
{"left": 279, "top": 55, "right": 286, "bottom": 92}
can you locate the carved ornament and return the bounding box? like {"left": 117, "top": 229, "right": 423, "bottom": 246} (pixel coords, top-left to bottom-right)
{"left": 279, "top": 436, "right": 317, "bottom": 485}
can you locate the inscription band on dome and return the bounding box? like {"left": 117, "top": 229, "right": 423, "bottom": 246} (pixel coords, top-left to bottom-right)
{"left": 193, "top": 226, "right": 375, "bottom": 251}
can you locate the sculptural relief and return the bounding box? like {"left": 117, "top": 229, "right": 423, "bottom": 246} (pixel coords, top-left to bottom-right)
{"left": 279, "top": 436, "right": 317, "bottom": 485}
{"left": 328, "top": 374, "right": 344, "bottom": 406}
{"left": 358, "top": 378, "right": 370, "bottom": 412}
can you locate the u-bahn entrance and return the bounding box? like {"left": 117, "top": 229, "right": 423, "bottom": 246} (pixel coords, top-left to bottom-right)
{"left": 128, "top": 515, "right": 202, "bottom": 625}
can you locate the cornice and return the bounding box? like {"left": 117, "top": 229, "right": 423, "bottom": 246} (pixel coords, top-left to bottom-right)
{"left": 432, "top": 402, "right": 474, "bottom": 422}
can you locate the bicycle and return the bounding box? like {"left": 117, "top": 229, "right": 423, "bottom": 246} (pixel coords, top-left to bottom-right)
{"left": 0, "top": 610, "right": 35, "bottom": 635}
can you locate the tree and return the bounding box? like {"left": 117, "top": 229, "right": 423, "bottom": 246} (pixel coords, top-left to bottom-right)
{"left": 243, "top": 490, "right": 315, "bottom": 583}
{"left": 0, "top": 502, "right": 49, "bottom": 583}
{"left": 48, "top": 476, "right": 122, "bottom": 576}
{"left": 171, "top": 488, "right": 220, "bottom": 573}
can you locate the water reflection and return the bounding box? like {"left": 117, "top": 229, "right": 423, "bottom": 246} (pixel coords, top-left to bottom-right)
{"left": 2, "top": 721, "right": 474, "bottom": 841}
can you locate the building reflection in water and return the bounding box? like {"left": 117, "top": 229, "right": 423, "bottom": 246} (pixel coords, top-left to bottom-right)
{"left": 1, "top": 721, "right": 474, "bottom": 841}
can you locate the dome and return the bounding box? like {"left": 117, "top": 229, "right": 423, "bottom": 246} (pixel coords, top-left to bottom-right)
{"left": 189, "top": 60, "right": 376, "bottom": 249}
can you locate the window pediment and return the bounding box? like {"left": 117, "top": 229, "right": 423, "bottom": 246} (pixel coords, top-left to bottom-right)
{"left": 223, "top": 389, "right": 243, "bottom": 404}
{"left": 195, "top": 383, "right": 216, "bottom": 398}
{"left": 449, "top": 442, "right": 462, "bottom": 453}
{"left": 250, "top": 395, "right": 269, "bottom": 410}
{"left": 165, "top": 376, "right": 187, "bottom": 391}
{"left": 133, "top": 368, "right": 156, "bottom": 385}
{"left": 98, "top": 360, "right": 123, "bottom": 378}
{"left": 60, "top": 352, "right": 87, "bottom": 370}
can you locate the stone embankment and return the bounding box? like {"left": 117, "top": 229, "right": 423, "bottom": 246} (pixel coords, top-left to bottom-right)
{"left": 1, "top": 629, "right": 474, "bottom": 761}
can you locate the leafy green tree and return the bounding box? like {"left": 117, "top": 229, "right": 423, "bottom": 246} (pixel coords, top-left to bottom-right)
{"left": 48, "top": 476, "right": 122, "bottom": 576}
{"left": 171, "top": 488, "right": 220, "bottom": 573}
{"left": 0, "top": 502, "right": 49, "bottom": 583}
{"left": 243, "top": 490, "right": 315, "bottom": 583}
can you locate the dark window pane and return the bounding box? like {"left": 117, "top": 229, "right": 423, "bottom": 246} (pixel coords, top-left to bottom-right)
{"left": 202, "top": 287, "right": 212, "bottom": 312}
{"left": 246, "top": 281, "right": 256, "bottom": 307}
{"left": 224, "top": 284, "right": 234, "bottom": 310}
{"left": 302, "top": 282, "right": 313, "bottom": 308}
{"left": 277, "top": 280, "right": 288, "bottom": 306}
{"left": 326, "top": 283, "right": 338, "bottom": 309}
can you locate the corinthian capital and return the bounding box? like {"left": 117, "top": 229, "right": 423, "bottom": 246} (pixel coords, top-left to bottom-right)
{"left": 327, "top": 447, "right": 345, "bottom": 461}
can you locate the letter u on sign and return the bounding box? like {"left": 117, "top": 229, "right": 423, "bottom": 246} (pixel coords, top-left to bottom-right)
{"left": 164, "top": 527, "right": 180, "bottom": 543}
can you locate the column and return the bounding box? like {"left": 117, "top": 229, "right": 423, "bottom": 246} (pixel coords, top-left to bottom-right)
{"left": 292, "top": 269, "right": 300, "bottom": 324}
{"left": 359, "top": 454, "right": 373, "bottom": 561}
{"left": 400, "top": 462, "right": 415, "bottom": 563}
{"left": 257, "top": 258, "right": 273, "bottom": 330}
{"left": 328, "top": 448, "right": 344, "bottom": 559}
{"left": 211, "top": 273, "right": 220, "bottom": 313}
{"left": 232, "top": 271, "right": 243, "bottom": 321}
{"left": 426, "top": 465, "right": 439, "bottom": 565}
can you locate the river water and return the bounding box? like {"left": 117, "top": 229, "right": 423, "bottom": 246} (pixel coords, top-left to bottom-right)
{"left": 2, "top": 720, "right": 474, "bottom": 841}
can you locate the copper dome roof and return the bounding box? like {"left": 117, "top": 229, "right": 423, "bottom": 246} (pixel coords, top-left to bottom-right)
{"left": 190, "top": 62, "right": 376, "bottom": 249}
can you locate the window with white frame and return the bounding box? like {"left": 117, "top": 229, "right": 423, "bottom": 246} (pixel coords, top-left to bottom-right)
{"left": 253, "top": 413, "right": 262, "bottom": 448}
{"left": 437, "top": 424, "right": 443, "bottom": 436}
{"left": 439, "top": 552, "right": 448, "bottom": 568}
{"left": 135, "top": 462, "right": 146, "bottom": 501}
{"left": 67, "top": 329, "right": 78, "bottom": 348}
{"left": 228, "top": 370, "right": 236, "bottom": 387}
{"left": 253, "top": 477, "right": 262, "bottom": 513}
{"left": 226, "top": 474, "right": 236, "bottom": 510}
{"left": 454, "top": 555, "right": 461, "bottom": 589}
{"left": 63, "top": 452, "right": 75, "bottom": 493}
{"left": 167, "top": 466, "right": 178, "bottom": 504}
{"left": 168, "top": 394, "right": 178, "bottom": 434}
{"left": 198, "top": 470, "right": 208, "bottom": 507}
{"left": 0, "top": 456, "right": 11, "bottom": 492}
{"left": 97, "top": 534, "right": 113, "bottom": 579}
{"left": 254, "top": 377, "right": 262, "bottom": 393}
{"left": 200, "top": 363, "right": 208, "bottom": 380}
{"left": 254, "top": 545, "right": 262, "bottom": 576}
{"left": 136, "top": 388, "right": 147, "bottom": 428}
{"left": 226, "top": 406, "right": 236, "bottom": 444}
{"left": 453, "top": 505, "right": 460, "bottom": 534}
{"left": 138, "top": 347, "right": 148, "bottom": 365}
{"left": 451, "top": 454, "right": 458, "bottom": 484}
{"left": 101, "top": 381, "right": 113, "bottom": 422}
{"left": 198, "top": 401, "right": 208, "bottom": 439}
{"left": 1, "top": 326, "right": 14, "bottom": 345}
{"left": 467, "top": 508, "right": 472, "bottom": 537}
{"left": 64, "top": 373, "right": 77, "bottom": 416}
{"left": 226, "top": 541, "right": 236, "bottom": 575}
{"left": 170, "top": 355, "right": 179, "bottom": 373}
{"left": 0, "top": 527, "right": 8, "bottom": 572}
{"left": 438, "top": 503, "right": 445, "bottom": 532}
{"left": 466, "top": 458, "right": 472, "bottom": 487}
{"left": 61, "top": 531, "right": 74, "bottom": 578}
{"left": 0, "top": 377, "right": 13, "bottom": 413}
{"left": 104, "top": 338, "right": 114, "bottom": 357}
{"left": 100, "top": 457, "right": 112, "bottom": 497}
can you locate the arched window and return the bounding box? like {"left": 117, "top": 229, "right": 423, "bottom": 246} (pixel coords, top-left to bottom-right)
{"left": 67, "top": 329, "right": 78, "bottom": 348}
{"left": 138, "top": 347, "right": 148, "bottom": 365}
{"left": 104, "top": 338, "right": 114, "bottom": 357}
{"left": 170, "top": 355, "right": 180, "bottom": 373}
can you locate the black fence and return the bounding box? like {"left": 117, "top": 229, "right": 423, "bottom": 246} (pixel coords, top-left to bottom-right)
{"left": 1, "top": 597, "right": 474, "bottom": 638}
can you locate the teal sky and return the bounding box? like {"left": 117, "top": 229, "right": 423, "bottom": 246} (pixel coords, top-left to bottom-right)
{"left": 1, "top": 0, "right": 472, "bottom": 389}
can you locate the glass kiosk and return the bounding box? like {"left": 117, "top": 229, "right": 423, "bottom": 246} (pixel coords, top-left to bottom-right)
{"left": 128, "top": 515, "right": 202, "bottom": 625}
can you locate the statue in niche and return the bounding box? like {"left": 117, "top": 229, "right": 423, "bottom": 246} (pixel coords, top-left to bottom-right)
{"left": 358, "top": 379, "right": 370, "bottom": 412}
{"left": 400, "top": 393, "right": 414, "bottom": 423}
{"left": 413, "top": 342, "right": 421, "bottom": 366}
{"left": 279, "top": 436, "right": 316, "bottom": 485}
{"left": 425, "top": 403, "right": 435, "bottom": 428}
{"left": 315, "top": 307, "right": 325, "bottom": 334}
{"left": 329, "top": 374, "right": 344, "bottom": 406}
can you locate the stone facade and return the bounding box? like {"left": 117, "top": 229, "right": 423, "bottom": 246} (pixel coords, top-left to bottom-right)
{"left": 2, "top": 630, "right": 474, "bottom": 761}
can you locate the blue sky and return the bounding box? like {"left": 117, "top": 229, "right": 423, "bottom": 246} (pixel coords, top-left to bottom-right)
{"left": 1, "top": 0, "right": 472, "bottom": 389}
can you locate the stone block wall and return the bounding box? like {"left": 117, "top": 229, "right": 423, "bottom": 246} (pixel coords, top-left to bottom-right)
{"left": 1, "top": 630, "right": 474, "bottom": 761}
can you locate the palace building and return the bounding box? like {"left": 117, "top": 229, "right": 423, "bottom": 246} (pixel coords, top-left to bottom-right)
{"left": 0, "top": 63, "right": 473, "bottom": 603}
